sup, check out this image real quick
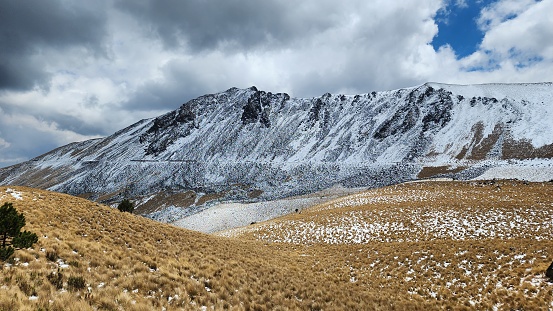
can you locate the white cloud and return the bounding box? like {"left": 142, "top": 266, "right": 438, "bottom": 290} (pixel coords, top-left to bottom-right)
{"left": 0, "top": 137, "right": 10, "bottom": 149}
{"left": 479, "top": 0, "right": 553, "bottom": 60}
{"left": 453, "top": 0, "right": 553, "bottom": 82}
{"left": 477, "top": 0, "right": 537, "bottom": 31}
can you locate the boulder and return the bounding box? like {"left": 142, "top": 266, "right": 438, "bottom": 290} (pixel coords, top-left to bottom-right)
{"left": 546, "top": 261, "right": 553, "bottom": 280}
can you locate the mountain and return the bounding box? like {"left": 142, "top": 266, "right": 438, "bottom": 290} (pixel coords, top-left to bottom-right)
{"left": 1, "top": 82, "right": 552, "bottom": 222}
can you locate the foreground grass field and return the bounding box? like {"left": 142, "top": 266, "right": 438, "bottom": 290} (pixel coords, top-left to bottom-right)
{"left": 1, "top": 180, "right": 553, "bottom": 310}
{"left": 223, "top": 180, "right": 553, "bottom": 310}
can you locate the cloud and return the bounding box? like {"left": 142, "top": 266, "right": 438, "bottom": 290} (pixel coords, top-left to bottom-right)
{"left": 459, "top": 0, "right": 553, "bottom": 75}
{"left": 114, "top": 0, "right": 357, "bottom": 52}
{"left": 0, "top": 0, "right": 109, "bottom": 91}
{"left": 0, "top": 137, "right": 9, "bottom": 149}
{"left": 479, "top": 0, "right": 553, "bottom": 59}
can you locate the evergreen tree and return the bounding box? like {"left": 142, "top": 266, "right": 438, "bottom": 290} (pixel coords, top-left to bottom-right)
{"left": 0, "top": 202, "right": 25, "bottom": 248}
{"left": 0, "top": 202, "right": 38, "bottom": 261}
{"left": 118, "top": 199, "right": 134, "bottom": 213}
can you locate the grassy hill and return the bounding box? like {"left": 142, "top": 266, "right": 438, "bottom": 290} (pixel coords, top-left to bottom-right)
{"left": 1, "top": 181, "right": 553, "bottom": 310}
{"left": 222, "top": 180, "right": 553, "bottom": 310}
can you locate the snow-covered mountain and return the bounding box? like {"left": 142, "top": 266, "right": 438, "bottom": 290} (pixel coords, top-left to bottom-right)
{"left": 1, "top": 82, "right": 552, "bottom": 220}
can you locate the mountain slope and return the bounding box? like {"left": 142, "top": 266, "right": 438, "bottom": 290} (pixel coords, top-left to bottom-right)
{"left": 222, "top": 180, "right": 553, "bottom": 310}
{"left": 1, "top": 83, "right": 552, "bottom": 221}
{"left": 2, "top": 182, "right": 553, "bottom": 310}
{"left": 0, "top": 186, "right": 398, "bottom": 311}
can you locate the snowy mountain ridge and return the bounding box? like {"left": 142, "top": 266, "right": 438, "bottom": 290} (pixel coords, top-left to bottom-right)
{"left": 1, "top": 82, "right": 552, "bottom": 221}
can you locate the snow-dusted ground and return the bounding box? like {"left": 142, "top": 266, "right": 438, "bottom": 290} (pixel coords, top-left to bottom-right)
{"left": 220, "top": 180, "right": 553, "bottom": 308}
{"left": 1, "top": 188, "right": 23, "bottom": 201}
{"left": 224, "top": 181, "right": 553, "bottom": 244}
{"left": 173, "top": 185, "right": 367, "bottom": 233}
{"left": 474, "top": 160, "right": 553, "bottom": 182}
{"left": 243, "top": 205, "right": 553, "bottom": 244}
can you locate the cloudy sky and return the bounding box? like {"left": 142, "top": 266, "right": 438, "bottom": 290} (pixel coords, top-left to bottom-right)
{"left": 1, "top": 0, "right": 552, "bottom": 167}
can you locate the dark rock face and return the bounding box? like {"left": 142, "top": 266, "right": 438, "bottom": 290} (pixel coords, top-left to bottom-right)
{"left": 373, "top": 102, "right": 419, "bottom": 140}
{"left": 140, "top": 104, "right": 197, "bottom": 155}
{"left": 241, "top": 90, "right": 272, "bottom": 128}
{"left": 373, "top": 86, "right": 454, "bottom": 140}
{"left": 547, "top": 261, "right": 553, "bottom": 280}
{"left": 421, "top": 89, "right": 453, "bottom": 131}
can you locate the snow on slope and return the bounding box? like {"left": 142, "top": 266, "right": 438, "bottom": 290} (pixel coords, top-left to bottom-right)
{"left": 428, "top": 82, "right": 553, "bottom": 149}
{"left": 0, "top": 82, "right": 551, "bottom": 223}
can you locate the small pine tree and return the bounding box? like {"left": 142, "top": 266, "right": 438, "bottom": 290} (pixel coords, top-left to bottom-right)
{"left": 0, "top": 202, "right": 38, "bottom": 261}
{"left": 13, "top": 230, "right": 39, "bottom": 248}
{"left": 0, "top": 246, "right": 14, "bottom": 261}
{"left": 117, "top": 199, "right": 134, "bottom": 213}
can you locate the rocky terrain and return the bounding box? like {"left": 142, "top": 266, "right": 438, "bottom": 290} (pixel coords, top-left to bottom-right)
{"left": 0, "top": 82, "right": 552, "bottom": 225}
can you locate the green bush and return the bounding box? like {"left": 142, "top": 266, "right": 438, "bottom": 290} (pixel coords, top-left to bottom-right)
{"left": 47, "top": 270, "right": 64, "bottom": 290}
{"left": 0, "top": 247, "right": 14, "bottom": 261}
{"left": 0, "top": 202, "right": 38, "bottom": 262}
{"left": 0, "top": 202, "right": 25, "bottom": 248}
{"left": 117, "top": 199, "right": 134, "bottom": 213}
{"left": 46, "top": 250, "right": 58, "bottom": 262}
{"left": 13, "top": 231, "right": 38, "bottom": 249}
{"left": 67, "top": 276, "right": 86, "bottom": 291}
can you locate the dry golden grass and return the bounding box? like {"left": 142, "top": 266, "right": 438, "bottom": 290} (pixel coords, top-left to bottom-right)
{"left": 0, "top": 186, "right": 430, "bottom": 310}
{"left": 225, "top": 180, "right": 553, "bottom": 310}
{"left": 2, "top": 181, "right": 553, "bottom": 310}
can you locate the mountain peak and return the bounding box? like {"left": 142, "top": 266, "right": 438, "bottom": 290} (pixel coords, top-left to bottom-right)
{"left": 1, "top": 82, "right": 552, "bottom": 222}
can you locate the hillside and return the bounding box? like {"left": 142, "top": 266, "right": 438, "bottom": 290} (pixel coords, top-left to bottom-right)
{"left": 2, "top": 182, "right": 553, "bottom": 310}
{"left": 222, "top": 180, "right": 553, "bottom": 310}
{"left": 0, "top": 186, "right": 391, "bottom": 310}
{"left": 1, "top": 83, "right": 552, "bottom": 225}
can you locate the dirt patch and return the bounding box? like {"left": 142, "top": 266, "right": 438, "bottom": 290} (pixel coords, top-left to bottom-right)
{"left": 468, "top": 123, "right": 502, "bottom": 160}
{"left": 417, "top": 165, "right": 466, "bottom": 179}
{"left": 195, "top": 191, "right": 226, "bottom": 206}
{"left": 503, "top": 137, "right": 553, "bottom": 159}
{"left": 135, "top": 190, "right": 197, "bottom": 214}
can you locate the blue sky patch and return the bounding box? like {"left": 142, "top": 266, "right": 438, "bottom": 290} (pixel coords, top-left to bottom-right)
{"left": 432, "top": 0, "right": 496, "bottom": 59}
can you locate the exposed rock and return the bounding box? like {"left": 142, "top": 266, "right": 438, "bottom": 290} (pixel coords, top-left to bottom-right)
{"left": 0, "top": 82, "right": 552, "bottom": 222}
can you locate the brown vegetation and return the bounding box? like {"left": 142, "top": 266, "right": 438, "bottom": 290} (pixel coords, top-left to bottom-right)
{"left": 417, "top": 165, "right": 466, "bottom": 179}
{"left": 2, "top": 180, "right": 553, "bottom": 310}
{"left": 0, "top": 186, "right": 421, "bottom": 310}
{"left": 227, "top": 180, "right": 553, "bottom": 310}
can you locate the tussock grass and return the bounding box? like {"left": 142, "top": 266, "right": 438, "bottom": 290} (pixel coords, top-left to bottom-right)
{"left": 225, "top": 180, "right": 553, "bottom": 310}
{"left": 2, "top": 181, "right": 553, "bottom": 310}
{"left": 0, "top": 186, "right": 422, "bottom": 310}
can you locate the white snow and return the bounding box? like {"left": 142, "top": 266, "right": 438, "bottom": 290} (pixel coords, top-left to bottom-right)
{"left": 474, "top": 160, "right": 553, "bottom": 182}
{"left": 4, "top": 188, "right": 23, "bottom": 200}
{"left": 245, "top": 185, "right": 553, "bottom": 244}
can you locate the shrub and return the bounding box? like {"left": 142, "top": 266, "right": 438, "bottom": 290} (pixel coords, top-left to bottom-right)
{"left": 0, "top": 202, "right": 38, "bottom": 261}
{"left": 47, "top": 270, "right": 64, "bottom": 290}
{"left": 12, "top": 230, "right": 38, "bottom": 249}
{"left": 0, "top": 202, "right": 25, "bottom": 248}
{"left": 117, "top": 199, "right": 134, "bottom": 213}
{"left": 46, "top": 250, "right": 58, "bottom": 262}
{"left": 67, "top": 276, "right": 86, "bottom": 291}
{"left": 0, "top": 247, "right": 14, "bottom": 261}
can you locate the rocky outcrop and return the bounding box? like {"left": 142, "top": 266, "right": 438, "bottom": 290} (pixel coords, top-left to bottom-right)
{"left": 0, "top": 82, "right": 552, "bottom": 222}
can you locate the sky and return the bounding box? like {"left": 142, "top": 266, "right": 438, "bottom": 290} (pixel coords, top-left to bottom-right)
{"left": 0, "top": 0, "right": 552, "bottom": 168}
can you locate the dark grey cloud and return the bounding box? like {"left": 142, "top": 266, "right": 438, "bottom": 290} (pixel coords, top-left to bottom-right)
{"left": 0, "top": 0, "right": 109, "bottom": 91}
{"left": 115, "top": 0, "right": 342, "bottom": 52}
